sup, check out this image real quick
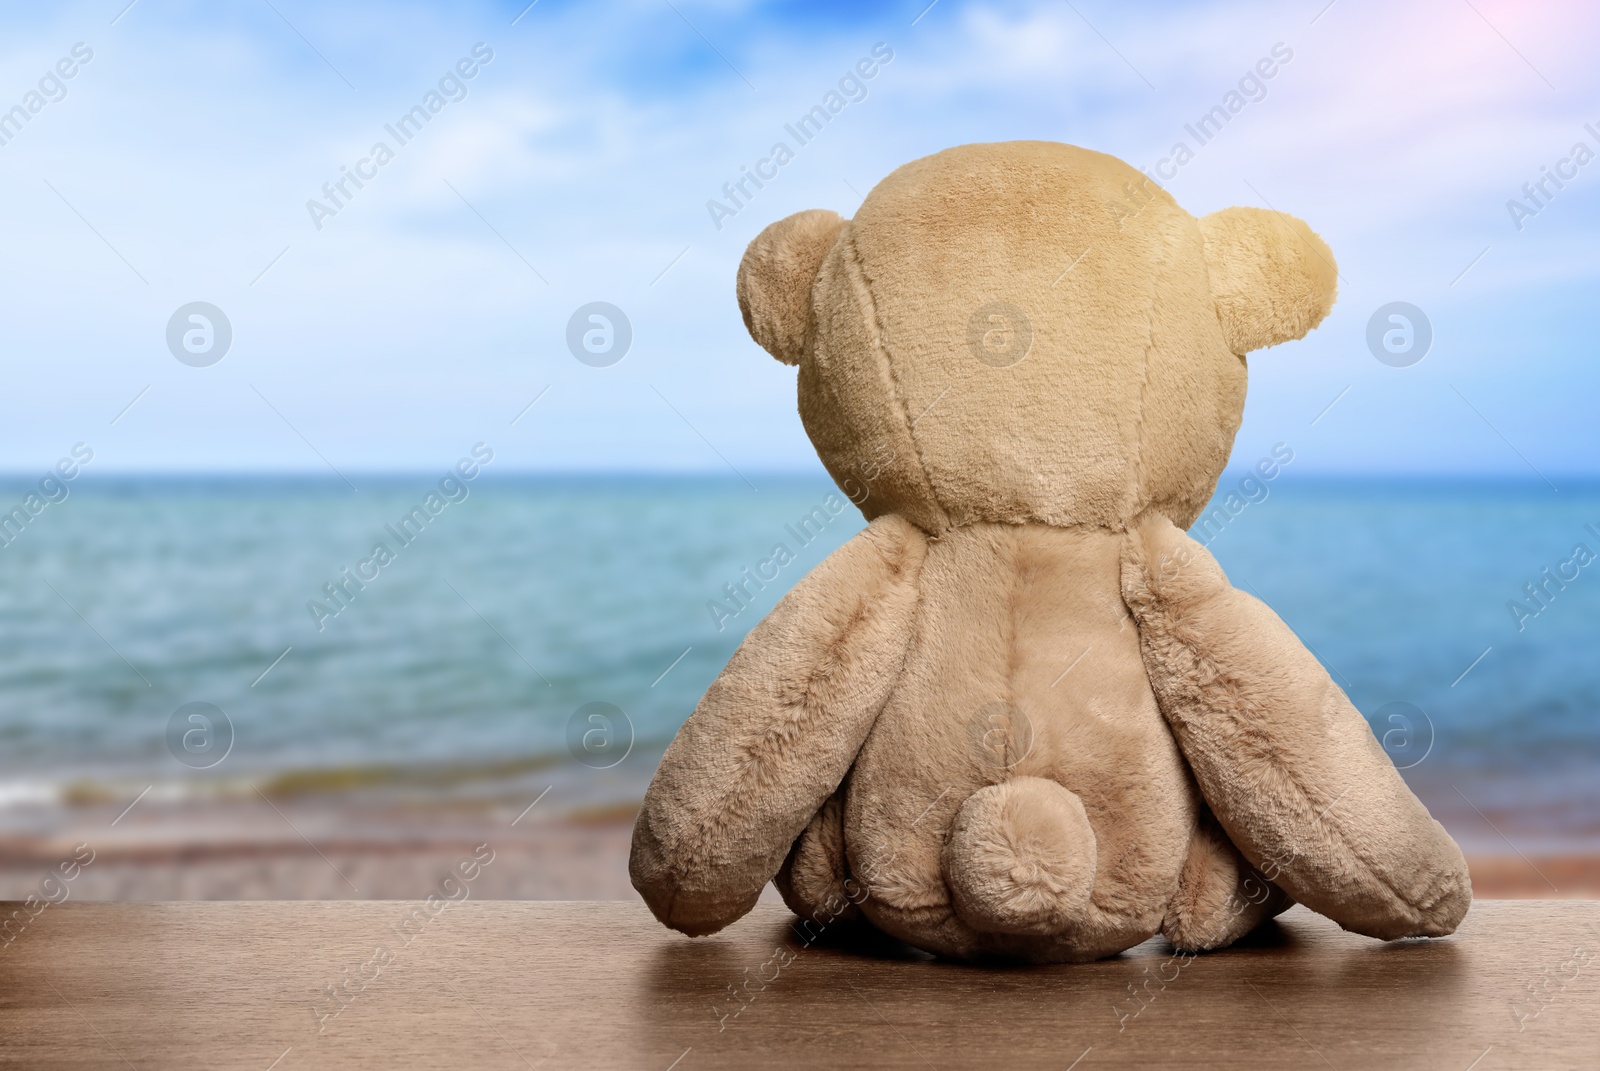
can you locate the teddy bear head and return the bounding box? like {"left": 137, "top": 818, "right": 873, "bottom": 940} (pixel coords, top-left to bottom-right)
{"left": 736, "top": 140, "right": 1337, "bottom": 533}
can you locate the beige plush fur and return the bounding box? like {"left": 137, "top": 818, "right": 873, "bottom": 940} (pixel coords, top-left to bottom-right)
{"left": 737, "top": 209, "right": 848, "bottom": 366}
{"left": 631, "top": 140, "right": 1470, "bottom": 961}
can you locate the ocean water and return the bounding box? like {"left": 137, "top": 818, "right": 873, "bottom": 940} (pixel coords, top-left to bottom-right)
{"left": 0, "top": 471, "right": 1595, "bottom": 851}
{"left": 0, "top": 473, "right": 861, "bottom": 813}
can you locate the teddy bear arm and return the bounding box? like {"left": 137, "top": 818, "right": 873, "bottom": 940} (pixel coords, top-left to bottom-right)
{"left": 1121, "top": 514, "right": 1471, "bottom": 941}
{"left": 629, "top": 514, "right": 926, "bottom": 937}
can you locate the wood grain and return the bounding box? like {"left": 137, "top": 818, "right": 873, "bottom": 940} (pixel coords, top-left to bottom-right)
{"left": 0, "top": 899, "right": 1596, "bottom": 1069}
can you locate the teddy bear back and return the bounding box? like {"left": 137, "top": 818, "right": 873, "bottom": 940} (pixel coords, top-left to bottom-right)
{"left": 736, "top": 141, "right": 1337, "bottom": 536}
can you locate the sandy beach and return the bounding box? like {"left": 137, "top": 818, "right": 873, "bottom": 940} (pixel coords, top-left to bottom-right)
{"left": 1, "top": 796, "right": 1594, "bottom": 904}
{"left": 0, "top": 798, "right": 642, "bottom": 902}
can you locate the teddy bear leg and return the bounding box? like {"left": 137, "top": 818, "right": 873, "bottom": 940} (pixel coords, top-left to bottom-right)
{"left": 941, "top": 777, "right": 1098, "bottom": 938}
{"left": 773, "top": 789, "right": 863, "bottom": 934}
{"left": 1162, "top": 811, "right": 1291, "bottom": 952}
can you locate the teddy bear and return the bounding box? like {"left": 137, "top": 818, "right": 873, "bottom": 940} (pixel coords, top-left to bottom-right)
{"left": 630, "top": 140, "right": 1470, "bottom": 961}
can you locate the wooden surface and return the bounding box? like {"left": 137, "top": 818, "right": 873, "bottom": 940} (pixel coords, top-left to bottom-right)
{"left": 1, "top": 900, "right": 1597, "bottom": 1069}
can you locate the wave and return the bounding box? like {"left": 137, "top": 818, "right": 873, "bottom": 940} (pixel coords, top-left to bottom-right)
{"left": 0, "top": 750, "right": 626, "bottom": 810}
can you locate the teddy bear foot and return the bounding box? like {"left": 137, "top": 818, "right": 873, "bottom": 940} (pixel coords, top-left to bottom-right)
{"left": 942, "top": 777, "right": 1098, "bottom": 938}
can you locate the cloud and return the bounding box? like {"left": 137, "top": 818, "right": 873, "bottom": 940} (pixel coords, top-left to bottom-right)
{"left": 0, "top": 0, "right": 1594, "bottom": 475}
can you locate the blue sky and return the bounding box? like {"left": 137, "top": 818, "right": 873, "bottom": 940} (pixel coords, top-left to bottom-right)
{"left": 0, "top": 0, "right": 1595, "bottom": 476}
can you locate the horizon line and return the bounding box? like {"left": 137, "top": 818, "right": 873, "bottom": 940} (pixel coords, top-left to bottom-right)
{"left": 0, "top": 468, "right": 1595, "bottom": 482}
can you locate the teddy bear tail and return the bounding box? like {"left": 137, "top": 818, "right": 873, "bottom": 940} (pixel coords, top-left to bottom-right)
{"left": 941, "top": 776, "right": 1099, "bottom": 938}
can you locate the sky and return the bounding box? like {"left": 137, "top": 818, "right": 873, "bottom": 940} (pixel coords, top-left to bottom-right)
{"left": 0, "top": 0, "right": 1596, "bottom": 477}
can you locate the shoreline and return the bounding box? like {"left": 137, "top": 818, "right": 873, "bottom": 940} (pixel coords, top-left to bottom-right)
{"left": 0, "top": 797, "right": 1595, "bottom": 902}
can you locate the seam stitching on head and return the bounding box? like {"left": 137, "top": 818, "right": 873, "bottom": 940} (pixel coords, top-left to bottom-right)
{"left": 1187, "top": 219, "right": 1252, "bottom": 528}
{"left": 1124, "top": 212, "right": 1192, "bottom": 531}
{"left": 842, "top": 230, "right": 950, "bottom": 530}
{"left": 1195, "top": 215, "right": 1245, "bottom": 358}
{"left": 1122, "top": 250, "right": 1161, "bottom": 532}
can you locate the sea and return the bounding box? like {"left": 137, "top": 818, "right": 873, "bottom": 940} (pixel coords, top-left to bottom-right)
{"left": 0, "top": 471, "right": 1595, "bottom": 854}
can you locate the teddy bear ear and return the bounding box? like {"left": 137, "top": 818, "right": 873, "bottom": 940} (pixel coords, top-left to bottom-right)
{"left": 736, "top": 209, "right": 848, "bottom": 365}
{"left": 1197, "top": 206, "right": 1338, "bottom": 355}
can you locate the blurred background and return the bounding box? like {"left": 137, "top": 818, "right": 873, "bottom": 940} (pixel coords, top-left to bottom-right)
{"left": 0, "top": 0, "right": 1595, "bottom": 901}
